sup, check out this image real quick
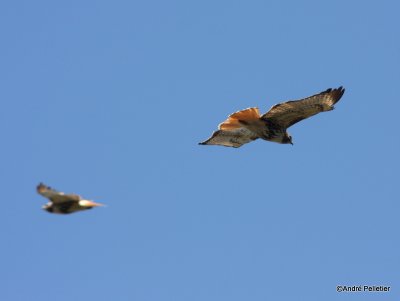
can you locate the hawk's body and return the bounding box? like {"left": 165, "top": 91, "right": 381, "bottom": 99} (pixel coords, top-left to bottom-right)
{"left": 37, "top": 183, "right": 104, "bottom": 214}
{"left": 199, "top": 87, "right": 345, "bottom": 147}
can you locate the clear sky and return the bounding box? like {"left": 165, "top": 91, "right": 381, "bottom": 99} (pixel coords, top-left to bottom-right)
{"left": 1, "top": 1, "right": 399, "bottom": 300}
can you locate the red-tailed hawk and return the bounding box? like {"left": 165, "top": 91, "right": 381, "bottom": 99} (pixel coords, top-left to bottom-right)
{"left": 37, "top": 183, "right": 104, "bottom": 214}
{"left": 199, "top": 86, "right": 345, "bottom": 147}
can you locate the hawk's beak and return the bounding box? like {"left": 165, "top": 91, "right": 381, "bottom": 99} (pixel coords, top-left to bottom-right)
{"left": 290, "top": 141, "right": 293, "bottom": 145}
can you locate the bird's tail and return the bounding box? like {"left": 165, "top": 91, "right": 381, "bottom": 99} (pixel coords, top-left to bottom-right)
{"left": 219, "top": 107, "right": 261, "bottom": 130}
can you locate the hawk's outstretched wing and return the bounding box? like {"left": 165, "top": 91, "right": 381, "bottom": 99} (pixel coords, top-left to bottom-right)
{"left": 199, "top": 128, "right": 259, "bottom": 148}
{"left": 261, "top": 86, "right": 345, "bottom": 129}
{"left": 199, "top": 107, "right": 261, "bottom": 148}
{"left": 37, "top": 183, "right": 81, "bottom": 203}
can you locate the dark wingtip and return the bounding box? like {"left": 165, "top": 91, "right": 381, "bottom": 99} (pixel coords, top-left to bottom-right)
{"left": 325, "top": 86, "right": 345, "bottom": 104}
{"left": 336, "top": 85, "right": 345, "bottom": 92}
{"left": 324, "top": 86, "right": 345, "bottom": 94}
{"left": 337, "top": 86, "right": 345, "bottom": 100}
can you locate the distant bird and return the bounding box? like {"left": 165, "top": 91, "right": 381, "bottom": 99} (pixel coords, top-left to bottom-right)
{"left": 199, "top": 86, "right": 345, "bottom": 147}
{"left": 37, "top": 183, "right": 104, "bottom": 214}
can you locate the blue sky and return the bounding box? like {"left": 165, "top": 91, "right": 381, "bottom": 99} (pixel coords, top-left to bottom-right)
{"left": 1, "top": 0, "right": 399, "bottom": 300}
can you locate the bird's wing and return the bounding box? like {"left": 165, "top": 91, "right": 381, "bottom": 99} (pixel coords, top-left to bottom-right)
{"left": 199, "top": 107, "right": 261, "bottom": 148}
{"left": 36, "top": 183, "right": 81, "bottom": 203}
{"left": 261, "top": 86, "right": 345, "bottom": 129}
{"left": 199, "top": 128, "right": 259, "bottom": 148}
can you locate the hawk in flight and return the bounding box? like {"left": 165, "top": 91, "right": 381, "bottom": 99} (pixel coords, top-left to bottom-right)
{"left": 199, "top": 86, "right": 345, "bottom": 147}
{"left": 37, "top": 183, "right": 104, "bottom": 214}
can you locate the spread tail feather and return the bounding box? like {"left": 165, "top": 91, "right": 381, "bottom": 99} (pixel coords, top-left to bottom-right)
{"left": 219, "top": 107, "right": 260, "bottom": 130}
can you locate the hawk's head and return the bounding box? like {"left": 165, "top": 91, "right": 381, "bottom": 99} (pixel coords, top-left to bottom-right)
{"left": 282, "top": 133, "right": 293, "bottom": 145}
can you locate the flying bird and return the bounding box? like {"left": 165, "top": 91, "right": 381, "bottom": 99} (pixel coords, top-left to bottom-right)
{"left": 199, "top": 86, "right": 345, "bottom": 147}
{"left": 37, "top": 183, "right": 104, "bottom": 214}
